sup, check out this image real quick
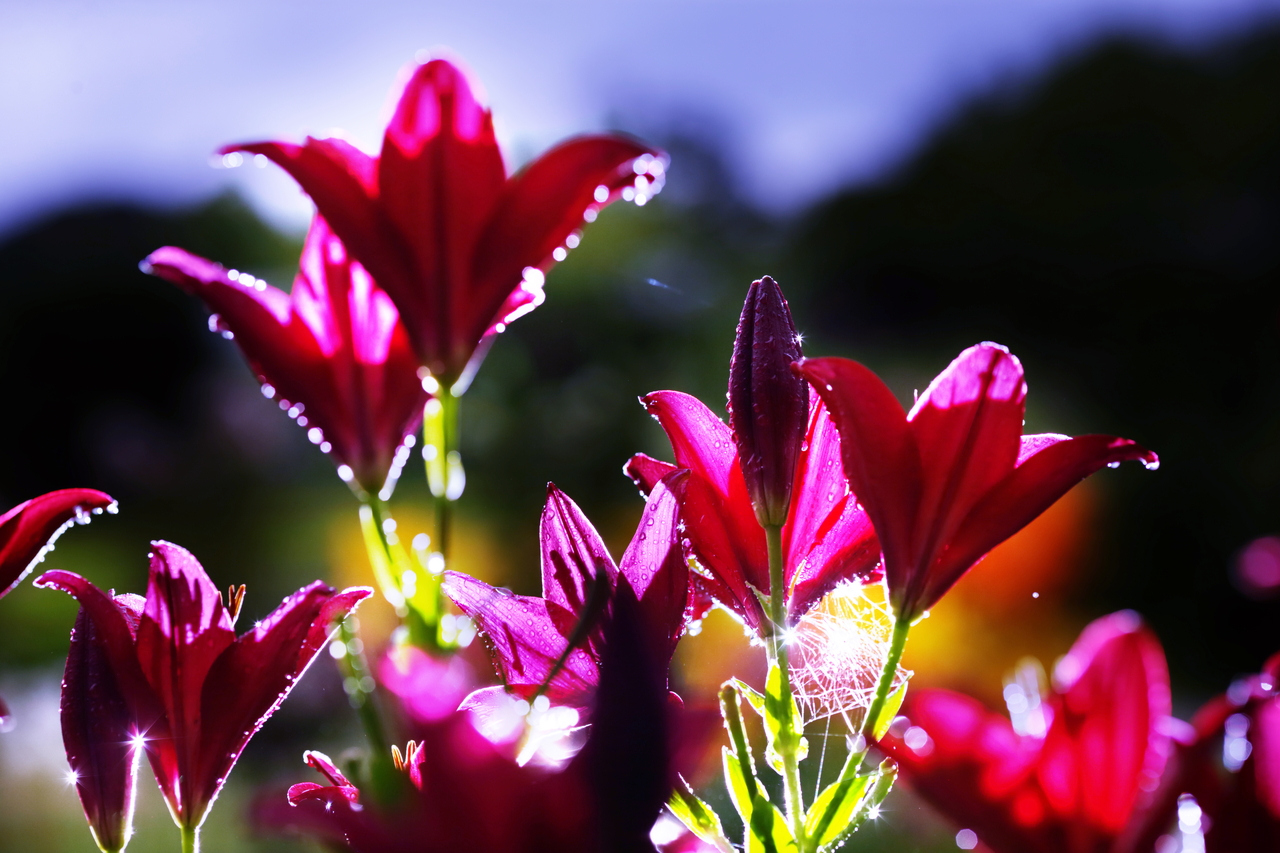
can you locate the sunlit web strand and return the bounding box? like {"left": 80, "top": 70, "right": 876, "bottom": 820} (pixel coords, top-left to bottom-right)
{"left": 788, "top": 581, "right": 910, "bottom": 726}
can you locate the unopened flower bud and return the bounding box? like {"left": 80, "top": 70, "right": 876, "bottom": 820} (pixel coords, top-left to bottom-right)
{"left": 729, "top": 276, "right": 808, "bottom": 527}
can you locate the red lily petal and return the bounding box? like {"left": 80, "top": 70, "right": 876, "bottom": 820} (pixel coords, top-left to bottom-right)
{"left": 884, "top": 688, "right": 1053, "bottom": 853}
{"left": 378, "top": 60, "right": 506, "bottom": 378}
{"left": 62, "top": 606, "right": 140, "bottom": 853}
{"left": 33, "top": 571, "right": 156, "bottom": 715}
{"left": 617, "top": 472, "right": 690, "bottom": 659}
{"left": 541, "top": 484, "right": 617, "bottom": 615}
{"left": 467, "top": 135, "right": 663, "bottom": 361}
{"left": 795, "top": 356, "right": 922, "bottom": 610}
{"left": 642, "top": 390, "right": 767, "bottom": 628}
{"left": 0, "top": 488, "right": 116, "bottom": 598}
{"left": 623, "top": 453, "right": 679, "bottom": 497}
{"left": 907, "top": 343, "right": 1025, "bottom": 570}
{"left": 442, "top": 571, "right": 598, "bottom": 706}
{"left": 225, "top": 137, "right": 409, "bottom": 296}
{"left": 926, "top": 434, "right": 1158, "bottom": 611}
{"left": 784, "top": 391, "right": 882, "bottom": 621}
{"left": 1038, "top": 611, "right": 1171, "bottom": 839}
{"left": 193, "top": 582, "right": 370, "bottom": 819}
{"left": 134, "top": 542, "right": 236, "bottom": 823}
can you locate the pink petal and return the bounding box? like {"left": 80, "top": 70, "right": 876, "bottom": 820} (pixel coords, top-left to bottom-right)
{"left": 1255, "top": 696, "right": 1280, "bottom": 818}
{"left": 617, "top": 473, "right": 690, "bottom": 660}
{"left": 622, "top": 453, "right": 678, "bottom": 497}
{"left": 441, "top": 572, "right": 598, "bottom": 706}
{"left": 784, "top": 391, "right": 882, "bottom": 621}
{"left": 0, "top": 488, "right": 116, "bottom": 598}
{"left": 642, "top": 390, "right": 767, "bottom": 624}
{"left": 540, "top": 484, "right": 616, "bottom": 614}
{"left": 379, "top": 646, "right": 476, "bottom": 725}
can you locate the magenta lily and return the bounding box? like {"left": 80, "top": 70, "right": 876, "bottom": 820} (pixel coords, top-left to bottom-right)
{"left": 145, "top": 216, "right": 427, "bottom": 497}
{"left": 226, "top": 57, "right": 666, "bottom": 388}
{"left": 259, "top": 589, "right": 675, "bottom": 853}
{"left": 880, "top": 611, "right": 1173, "bottom": 853}
{"left": 442, "top": 474, "right": 689, "bottom": 709}
{"left": 628, "top": 280, "right": 880, "bottom": 634}
{"left": 796, "top": 343, "right": 1157, "bottom": 623}
{"left": 36, "top": 541, "right": 370, "bottom": 845}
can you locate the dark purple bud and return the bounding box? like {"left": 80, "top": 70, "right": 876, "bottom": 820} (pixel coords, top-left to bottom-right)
{"left": 729, "top": 276, "right": 807, "bottom": 527}
{"left": 62, "top": 606, "right": 139, "bottom": 853}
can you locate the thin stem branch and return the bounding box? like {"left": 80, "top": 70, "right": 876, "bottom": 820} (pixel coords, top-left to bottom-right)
{"left": 858, "top": 617, "right": 909, "bottom": 741}
{"left": 764, "top": 524, "right": 808, "bottom": 851}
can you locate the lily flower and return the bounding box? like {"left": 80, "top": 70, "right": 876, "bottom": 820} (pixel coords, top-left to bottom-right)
{"left": 35, "top": 541, "right": 370, "bottom": 843}
{"left": 441, "top": 475, "right": 689, "bottom": 710}
{"left": 144, "top": 216, "right": 427, "bottom": 498}
{"left": 627, "top": 279, "right": 880, "bottom": 634}
{"left": 260, "top": 589, "right": 673, "bottom": 853}
{"left": 879, "top": 611, "right": 1174, "bottom": 853}
{"left": 226, "top": 57, "right": 667, "bottom": 388}
{"left": 0, "top": 488, "right": 116, "bottom": 599}
{"left": 796, "top": 343, "right": 1157, "bottom": 623}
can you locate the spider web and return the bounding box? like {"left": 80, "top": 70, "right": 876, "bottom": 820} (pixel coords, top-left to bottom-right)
{"left": 788, "top": 581, "right": 910, "bottom": 725}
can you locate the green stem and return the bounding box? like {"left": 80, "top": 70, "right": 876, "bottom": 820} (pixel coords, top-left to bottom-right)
{"left": 806, "top": 617, "right": 910, "bottom": 846}
{"left": 179, "top": 824, "right": 198, "bottom": 853}
{"left": 859, "top": 617, "right": 910, "bottom": 740}
{"left": 336, "top": 617, "right": 398, "bottom": 804}
{"left": 764, "top": 524, "right": 808, "bottom": 851}
{"left": 719, "top": 683, "right": 761, "bottom": 804}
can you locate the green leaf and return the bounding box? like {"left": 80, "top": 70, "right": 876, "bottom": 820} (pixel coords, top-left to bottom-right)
{"left": 804, "top": 773, "right": 871, "bottom": 850}
{"left": 747, "top": 794, "right": 795, "bottom": 853}
{"left": 816, "top": 760, "right": 899, "bottom": 852}
{"left": 762, "top": 663, "right": 803, "bottom": 772}
{"left": 733, "top": 678, "right": 766, "bottom": 719}
{"left": 722, "top": 746, "right": 759, "bottom": 822}
{"left": 668, "top": 777, "right": 732, "bottom": 851}
{"left": 871, "top": 679, "right": 909, "bottom": 740}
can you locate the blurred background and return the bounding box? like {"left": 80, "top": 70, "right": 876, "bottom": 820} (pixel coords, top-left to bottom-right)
{"left": 3, "top": 1, "right": 1280, "bottom": 850}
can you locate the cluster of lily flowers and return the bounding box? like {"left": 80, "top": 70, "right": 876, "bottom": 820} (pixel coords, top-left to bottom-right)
{"left": 3, "top": 53, "right": 1277, "bottom": 853}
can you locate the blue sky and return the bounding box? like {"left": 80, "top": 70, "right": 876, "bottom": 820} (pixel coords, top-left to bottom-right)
{"left": 2, "top": 0, "right": 1276, "bottom": 236}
